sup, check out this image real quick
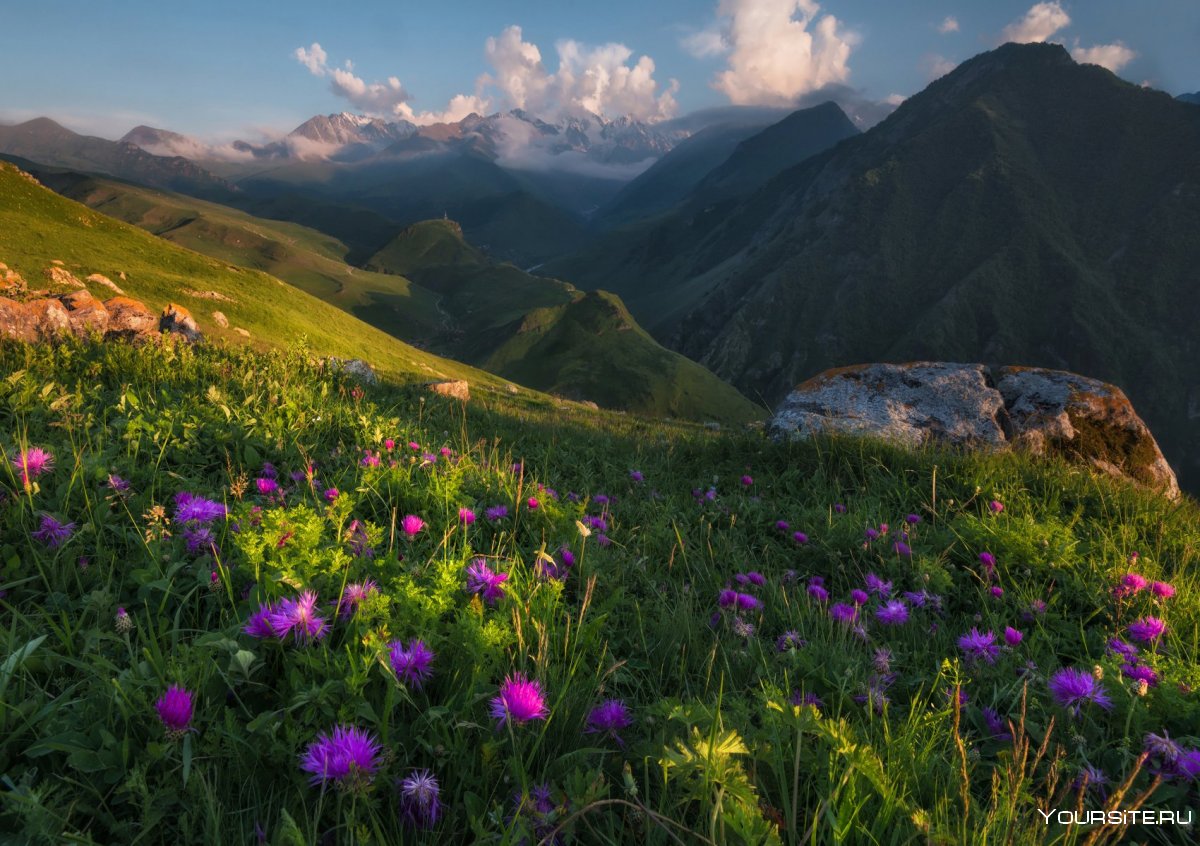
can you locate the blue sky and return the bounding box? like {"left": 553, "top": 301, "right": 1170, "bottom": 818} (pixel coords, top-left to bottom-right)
{"left": 1, "top": 0, "right": 1196, "bottom": 139}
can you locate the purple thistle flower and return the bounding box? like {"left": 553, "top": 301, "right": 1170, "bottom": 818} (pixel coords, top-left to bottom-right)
{"left": 1122, "top": 663, "right": 1159, "bottom": 688}
{"left": 174, "top": 492, "right": 227, "bottom": 524}
{"left": 32, "top": 514, "right": 75, "bottom": 548}
{"left": 1150, "top": 581, "right": 1175, "bottom": 600}
{"left": 849, "top": 589, "right": 869, "bottom": 606}
{"left": 735, "top": 592, "right": 761, "bottom": 612}
{"left": 242, "top": 603, "right": 277, "bottom": 638}
{"left": 1128, "top": 616, "right": 1167, "bottom": 644}
{"left": 775, "top": 520, "right": 789, "bottom": 532}
{"left": 958, "top": 628, "right": 1000, "bottom": 665}
{"left": 988, "top": 500, "right": 1004, "bottom": 513}
{"left": 255, "top": 477, "right": 278, "bottom": 496}
{"left": 990, "top": 585, "right": 1004, "bottom": 598}
{"left": 388, "top": 639, "right": 435, "bottom": 688}
{"left": 12, "top": 446, "right": 55, "bottom": 482}
{"left": 559, "top": 548, "right": 576, "bottom": 568}
{"left": 892, "top": 541, "right": 912, "bottom": 558}
{"left": 269, "top": 591, "right": 328, "bottom": 643}
{"left": 398, "top": 769, "right": 441, "bottom": 829}
{"left": 182, "top": 525, "right": 216, "bottom": 556}
{"left": 401, "top": 514, "right": 425, "bottom": 538}
{"left": 1143, "top": 733, "right": 1185, "bottom": 778}
{"left": 361, "top": 451, "right": 381, "bottom": 468}
{"left": 833, "top": 503, "right": 846, "bottom": 514}
{"left": 743, "top": 571, "right": 765, "bottom": 586}
{"left": 791, "top": 690, "right": 824, "bottom": 709}
{"left": 717, "top": 588, "right": 737, "bottom": 608}
{"left": 458, "top": 507, "right": 476, "bottom": 525}
{"left": 629, "top": 470, "right": 644, "bottom": 482}
{"left": 875, "top": 600, "right": 909, "bottom": 626}
{"left": 1072, "top": 765, "right": 1109, "bottom": 798}
{"left": 792, "top": 531, "right": 809, "bottom": 544}
{"left": 1003, "top": 626, "right": 1023, "bottom": 647}
{"left": 155, "top": 684, "right": 194, "bottom": 733}
{"left": 864, "top": 528, "right": 879, "bottom": 542}
{"left": 740, "top": 475, "right": 753, "bottom": 487}
{"left": 490, "top": 673, "right": 548, "bottom": 727}
{"left": 586, "top": 699, "right": 632, "bottom": 745}
{"left": 1048, "top": 668, "right": 1113, "bottom": 716}
{"left": 323, "top": 487, "right": 339, "bottom": 502}
{"left": 485, "top": 505, "right": 509, "bottom": 522}
{"left": 981, "top": 706, "right": 1011, "bottom": 740}
{"left": 905, "top": 513, "right": 922, "bottom": 525}
{"left": 830, "top": 602, "right": 858, "bottom": 624}
{"left": 465, "top": 559, "right": 509, "bottom": 605}
{"left": 106, "top": 474, "right": 131, "bottom": 493}
{"left": 1115, "top": 572, "right": 1148, "bottom": 599}
{"left": 1107, "top": 638, "right": 1139, "bottom": 662}
{"left": 339, "top": 580, "right": 379, "bottom": 617}
{"left": 776, "top": 630, "right": 806, "bottom": 651}
{"left": 978, "top": 552, "right": 997, "bottom": 575}
{"left": 299, "top": 726, "right": 382, "bottom": 788}
{"left": 864, "top": 573, "right": 892, "bottom": 597}
{"left": 807, "top": 582, "right": 829, "bottom": 602}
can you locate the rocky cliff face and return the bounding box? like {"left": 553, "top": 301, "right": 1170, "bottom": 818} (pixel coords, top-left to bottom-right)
{"left": 770, "top": 362, "right": 1179, "bottom": 499}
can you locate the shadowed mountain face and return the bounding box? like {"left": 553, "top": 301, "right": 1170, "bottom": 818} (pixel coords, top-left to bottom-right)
{"left": 551, "top": 43, "right": 1200, "bottom": 489}
{"left": 1178, "top": 92, "right": 1200, "bottom": 105}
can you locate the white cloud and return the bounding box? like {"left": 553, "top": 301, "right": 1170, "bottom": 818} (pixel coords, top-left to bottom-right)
{"left": 1000, "top": 2, "right": 1070, "bottom": 44}
{"left": 938, "top": 16, "right": 959, "bottom": 34}
{"left": 1071, "top": 41, "right": 1136, "bottom": 73}
{"left": 922, "top": 53, "right": 958, "bottom": 80}
{"left": 681, "top": 27, "right": 728, "bottom": 58}
{"left": 480, "top": 25, "right": 678, "bottom": 121}
{"left": 705, "top": 0, "right": 858, "bottom": 107}
{"left": 294, "top": 43, "right": 328, "bottom": 77}
{"left": 328, "top": 68, "right": 413, "bottom": 115}
{"left": 883, "top": 93, "right": 906, "bottom": 106}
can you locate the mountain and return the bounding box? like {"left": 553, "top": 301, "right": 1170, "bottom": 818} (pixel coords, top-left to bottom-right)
{"left": 0, "top": 118, "right": 236, "bottom": 199}
{"left": 1179, "top": 92, "right": 1200, "bottom": 105}
{"left": 555, "top": 42, "right": 1200, "bottom": 488}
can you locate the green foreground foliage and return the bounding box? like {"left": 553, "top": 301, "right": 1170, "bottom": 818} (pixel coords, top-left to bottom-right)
{"left": 0, "top": 338, "right": 1197, "bottom": 845}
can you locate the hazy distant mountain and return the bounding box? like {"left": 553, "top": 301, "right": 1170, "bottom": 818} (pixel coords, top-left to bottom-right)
{"left": 556, "top": 42, "right": 1200, "bottom": 488}
{"left": 0, "top": 118, "right": 235, "bottom": 198}
{"left": 1179, "top": 92, "right": 1200, "bottom": 105}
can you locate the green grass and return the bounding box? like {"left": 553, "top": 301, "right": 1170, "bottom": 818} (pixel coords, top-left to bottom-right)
{"left": 1, "top": 337, "right": 1197, "bottom": 845}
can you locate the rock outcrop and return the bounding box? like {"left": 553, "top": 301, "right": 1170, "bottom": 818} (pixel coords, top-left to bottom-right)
{"left": 104, "top": 297, "right": 159, "bottom": 338}
{"left": 59, "top": 290, "right": 110, "bottom": 337}
{"left": 327, "top": 357, "right": 378, "bottom": 385}
{"left": 770, "top": 362, "right": 1179, "bottom": 498}
{"left": 160, "top": 303, "right": 201, "bottom": 342}
{"left": 0, "top": 289, "right": 204, "bottom": 345}
{"left": 427, "top": 380, "right": 469, "bottom": 401}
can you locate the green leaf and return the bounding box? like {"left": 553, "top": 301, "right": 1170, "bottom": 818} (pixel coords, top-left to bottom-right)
{"left": 272, "top": 808, "right": 307, "bottom": 846}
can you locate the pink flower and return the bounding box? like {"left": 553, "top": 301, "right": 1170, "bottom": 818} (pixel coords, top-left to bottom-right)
{"left": 458, "top": 507, "right": 476, "bottom": 525}
{"left": 489, "top": 673, "right": 548, "bottom": 727}
{"left": 401, "top": 514, "right": 425, "bottom": 538}
{"left": 1004, "top": 626, "right": 1023, "bottom": 646}
{"left": 526, "top": 497, "right": 539, "bottom": 510}
{"left": 740, "top": 475, "right": 753, "bottom": 487}
{"left": 155, "top": 685, "right": 194, "bottom": 733}
{"left": 1150, "top": 581, "right": 1175, "bottom": 600}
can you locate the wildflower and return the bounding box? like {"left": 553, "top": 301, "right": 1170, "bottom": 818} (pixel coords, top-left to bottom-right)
{"left": 988, "top": 500, "right": 1004, "bottom": 513}
{"left": 1144, "top": 733, "right": 1183, "bottom": 775}
{"left": 485, "top": 505, "right": 509, "bottom": 522}
{"left": 586, "top": 699, "right": 632, "bottom": 745}
{"left": 388, "top": 639, "right": 435, "bottom": 689}
{"left": 731, "top": 617, "right": 755, "bottom": 637}
{"left": 981, "top": 706, "right": 1011, "bottom": 740}
{"left": 1150, "top": 581, "right": 1175, "bottom": 600}
{"left": 833, "top": 503, "right": 846, "bottom": 514}
{"left": 181, "top": 525, "right": 216, "bottom": 556}
{"left": 398, "top": 769, "right": 441, "bottom": 829}
{"left": 1047, "top": 668, "right": 1113, "bottom": 716}
{"left": 791, "top": 690, "right": 824, "bottom": 709}
{"left": 174, "top": 492, "right": 226, "bottom": 523}
{"left": 629, "top": 470, "right": 644, "bottom": 482}
{"left": 740, "top": 475, "right": 753, "bottom": 487}
{"left": 875, "top": 600, "right": 909, "bottom": 626}
{"left": 399, "top": 514, "right": 425, "bottom": 538}
{"left": 893, "top": 541, "right": 912, "bottom": 558}
{"left": 489, "top": 673, "right": 549, "bottom": 727}
{"left": 440, "top": 446, "right": 452, "bottom": 458}
{"left": 465, "top": 559, "right": 509, "bottom": 605}
{"left": 850, "top": 589, "right": 869, "bottom": 605}
{"left": 903, "top": 589, "right": 943, "bottom": 612}
{"left": 596, "top": 533, "right": 612, "bottom": 547}
{"left": 864, "top": 573, "right": 892, "bottom": 597}
{"left": 115, "top": 606, "right": 133, "bottom": 633}
{"left": 1114, "top": 572, "right": 1148, "bottom": 599}
{"left": 268, "top": 591, "right": 328, "bottom": 643}
{"left": 106, "top": 474, "right": 131, "bottom": 494}
{"left": 344, "top": 520, "right": 375, "bottom": 558}
{"left": 978, "top": 552, "right": 996, "bottom": 575}
{"left": 360, "top": 451, "right": 381, "bottom": 468}
{"left": 1107, "top": 638, "right": 1139, "bottom": 662}
{"left": 12, "top": 446, "right": 54, "bottom": 483}
{"left": 339, "top": 580, "right": 379, "bottom": 617}
{"left": 775, "top": 520, "right": 789, "bottom": 532}
{"left": 905, "top": 513, "right": 922, "bottom": 525}
{"left": 735, "top": 592, "right": 761, "bottom": 612}
{"left": 255, "top": 477, "right": 279, "bottom": 496}
{"left": 718, "top": 589, "right": 737, "bottom": 608}
{"left": 807, "top": 582, "right": 829, "bottom": 602}
{"left": 33, "top": 514, "right": 75, "bottom": 548}
{"left": 1003, "top": 626, "right": 1023, "bottom": 647}
{"left": 299, "top": 726, "right": 382, "bottom": 789}
{"left": 1127, "top": 616, "right": 1167, "bottom": 644}
{"left": 864, "top": 528, "right": 879, "bottom": 541}
{"left": 155, "top": 685, "right": 194, "bottom": 738}
{"left": 243, "top": 603, "right": 277, "bottom": 639}
{"left": 1122, "top": 664, "right": 1159, "bottom": 688}
{"left": 559, "top": 548, "right": 576, "bottom": 568}
{"left": 873, "top": 648, "right": 893, "bottom": 673}
{"left": 830, "top": 603, "right": 858, "bottom": 624}
{"left": 526, "top": 496, "right": 539, "bottom": 510}
{"left": 776, "top": 630, "right": 806, "bottom": 651}
{"left": 792, "top": 530, "right": 809, "bottom": 544}
{"left": 990, "top": 586, "right": 1004, "bottom": 598}
{"left": 323, "top": 487, "right": 339, "bottom": 502}
{"left": 742, "top": 571, "right": 766, "bottom": 587}
{"left": 958, "top": 628, "right": 1000, "bottom": 665}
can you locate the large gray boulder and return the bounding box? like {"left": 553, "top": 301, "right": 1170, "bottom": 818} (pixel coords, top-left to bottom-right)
{"left": 770, "top": 362, "right": 1179, "bottom": 498}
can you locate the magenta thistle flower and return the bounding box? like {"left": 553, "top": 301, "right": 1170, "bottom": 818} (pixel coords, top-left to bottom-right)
{"left": 458, "top": 507, "right": 476, "bottom": 525}
{"left": 1128, "top": 616, "right": 1167, "bottom": 644}
{"left": 1150, "top": 581, "right": 1175, "bottom": 600}
{"left": 1003, "top": 626, "right": 1023, "bottom": 647}
{"left": 401, "top": 514, "right": 425, "bottom": 538}
{"left": 299, "top": 726, "right": 382, "bottom": 788}
{"left": 807, "top": 582, "right": 829, "bottom": 602}
{"left": 269, "top": 590, "right": 328, "bottom": 643}
{"left": 740, "top": 475, "right": 753, "bottom": 487}
{"left": 32, "top": 514, "right": 75, "bottom": 548}
{"left": 255, "top": 477, "right": 279, "bottom": 496}
{"left": 978, "top": 552, "right": 997, "bottom": 574}
{"left": 875, "top": 600, "right": 909, "bottom": 626}
{"left": 849, "top": 589, "right": 869, "bottom": 606}
{"left": 629, "top": 470, "right": 644, "bottom": 482}
{"left": 155, "top": 684, "right": 194, "bottom": 734}
{"left": 243, "top": 602, "right": 277, "bottom": 638}
{"left": 586, "top": 699, "right": 632, "bottom": 745}
{"left": 12, "top": 446, "right": 54, "bottom": 483}
{"left": 892, "top": 541, "right": 912, "bottom": 558}
{"left": 958, "top": 628, "right": 1000, "bottom": 665}
{"left": 489, "top": 673, "right": 549, "bottom": 727}
{"left": 1048, "top": 668, "right": 1113, "bottom": 716}
{"left": 465, "top": 559, "right": 509, "bottom": 605}
{"left": 776, "top": 630, "right": 806, "bottom": 650}
{"left": 774, "top": 520, "right": 789, "bottom": 532}
{"left": 526, "top": 496, "right": 539, "bottom": 510}
{"left": 388, "top": 639, "right": 435, "bottom": 688}
{"left": 339, "top": 580, "right": 379, "bottom": 617}
{"left": 718, "top": 589, "right": 737, "bottom": 608}
{"left": 734, "top": 592, "right": 761, "bottom": 612}
{"left": 792, "top": 530, "right": 809, "bottom": 544}
{"left": 833, "top": 503, "right": 846, "bottom": 514}
{"left": 398, "top": 769, "right": 441, "bottom": 829}
{"left": 990, "top": 585, "right": 1004, "bottom": 598}
{"left": 988, "top": 500, "right": 1004, "bottom": 513}
{"left": 323, "top": 487, "right": 339, "bottom": 502}
{"left": 559, "top": 548, "right": 576, "bottom": 568}
{"left": 1107, "top": 638, "right": 1139, "bottom": 662}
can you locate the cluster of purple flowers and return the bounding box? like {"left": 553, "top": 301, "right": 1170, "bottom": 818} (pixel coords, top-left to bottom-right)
{"left": 243, "top": 591, "right": 328, "bottom": 643}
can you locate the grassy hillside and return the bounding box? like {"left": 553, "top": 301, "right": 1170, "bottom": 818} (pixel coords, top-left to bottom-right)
{"left": 0, "top": 338, "right": 1197, "bottom": 844}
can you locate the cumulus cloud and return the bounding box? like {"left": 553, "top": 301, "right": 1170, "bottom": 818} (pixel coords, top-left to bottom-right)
{"left": 938, "top": 16, "right": 959, "bottom": 34}
{"left": 481, "top": 25, "right": 678, "bottom": 121}
{"left": 294, "top": 43, "right": 328, "bottom": 76}
{"left": 328, "top": 68, "right": 413, "bottom": 115}
{"left": 1000, "top": 2, "right": 1070, "bottom": 44}
{"left": 698, "top": 0, "right": 858, "bottom": 107}
{"left": 922, "top": 53, "right": 959, "bottom": 80}
{"left": 1071, "top": 41, "right": 1136, "bottom": 72}
{"left": 681, "top": 27, "right": 728, "bottom": 58}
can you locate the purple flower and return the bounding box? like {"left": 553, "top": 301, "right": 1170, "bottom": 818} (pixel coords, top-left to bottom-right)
{"left": 181, "top": 525, "right": 216, "bottom": 556}
{"left": 299, "top": 726, "right": 382, "bottom": 788}
{"left": 849, "top": 589, "right": 869, "bottom": 606}
{"left": 1048, "top": 668, "right": 1113, "bottom": 716}
{"left": 33, "top": 514, "right": 75, "bottom": 548}
{"left": 990, "top": 585, "right": 1004, "bottom": 598}
{"left": 830, "top": 602, "right": 858, "bottom": 624}
{"left": 776, "top": 630, "right": 806, "bottom": 651}
{"left": 982, "top": 706, "right": 1011, "bottom": 740}
{"left": 775, "top": 520, "right": 790, "bottom": 532}
{"left": 361, "top": 451, "right": 381, "bottom": 468}
{"left": 807, "top": 582, "right": 829, "bottom": 602}
{"left": 586, "top": 699, "right": 632, "bottom": 745}
{"left": 269, "top": 591, "right": 328, "bottom": 643}
{"left": 1150, "top": 581, "right": 1175, "bottom": 600}
{"left": 864, "top": 573, "right": 892, "bottom": 597}
{"left": 339, "top": 580, "right": 380, "bottom": 617}
{"left": 792, "top": 531, "right": 809, "bottom": 544}
{"left": 629, "top": 470, "right": 644, "bottom": 482}
{"left": 401, "top": 514, "right": 425, "bottom": 538}
{"left": 1128, "top": 616, "right": 1167, "bottom": 644}
{"left": 735, "top": 592, "right": 761, "bottom": 612}
{"left": 978, "top": 552, "right": 996, "bottom": 574}
{"left": 718, "top": 589, "right": 737, "bottom": 608}
{"left": 465, "top": 559, "right": 509, "bottom": 605}
{"left": 1122, "top": 663, "right": 1159, "bottom": 688}
{"left": 255, "top": 477, "right": 279, "bottom": 496}
{"left": 155, "top": 685, "right": 194, "bottom": 733}
{"left": 1003, "top": 626, "right": 1023, "bottom": 647}
{"left": 958, "top": 628, "right": 1000, "bottom": 665}
{"left": 791, "top": 690, "right": 824, "bottom": 709}
{"left": 242, "top": 603, "right": 277, "bottom": 638}
{"left": 1116, "top": 572, "right": 1148, "bottom": 599}
{"left": 875, "top": 600, "right": 909, "bottom": 626}
{"left": 106, "top": 474, "right": 131, "bottom": 493}
{"left": 833, "top": 503, "right": 846, "bottom": 514}
{"left": 456, "top": 506, "right": 476, "bottom": 526}
{"left": 388, "top": 639, "right": 435, "bottom": 689}
{"left": 988, "top": 500, "right": 1004, "bottom": 514}
{"left": 892, "top": 541, "right": 912, "bottom": 558}
{"left": 559, "top": 548, "right": 576, "bottom": 568}
{"left": 323, "top": 487, "right": 339, "bottom": 502}
{"left": 740, "top": 475, "right": 753, "bottom": 487}
{"left": 398, "top": 769, "right": 441, "bottom": 829}
{"left": 12, "top": 446, "right": 54, "bottom": 482}
{"left": 864, "top": 528, "right": 879, "bottom": 542}
{"left": 174, "top": 492, "right": 227, "bottom": 524}
{"left": 485, "top": 505, "right": 509, "bottom": 522}
{"left": 1107, "top": 638, "right": 1139, "bottom": 662}
{"left": 490, "top": 673, "right": 548, "bottom": 727}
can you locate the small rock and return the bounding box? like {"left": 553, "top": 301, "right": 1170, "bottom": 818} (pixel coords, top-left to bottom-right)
{"left": 86, "top": 273, "right": 125, "bottom": 295}
{"left": 427, "top": 380, "right": 469, "bottom": 401}
{"left": 328, "top": 357, "right": 377, "bottom": 385}
{"left": 160, "top": 303, "right": 201, "bottom": 342}
{"left": 44, "top": 265, "right": 81, "bottom": 289}
{"left": 211, "top": 310, "right": 228, "bottom": 328}
{"left": 233, "top": 327, "right": 250, "bottom": 338}
{"left": 104, "top": 297, "right": 158, "bottom": 338}
{"left": 25, "top": 298, "right": 72, "bottom": 340}
{"left": 505, "top": 384, "right": 520, "bottom": 394}
{"left": 579, "top": 400, "right": 599, "bottom": 410}
{"left": 183, "top": 289, "right": 234, "bottom": 302}
{"left": 58, "top": 289, "right": 110, "bottom": 337}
